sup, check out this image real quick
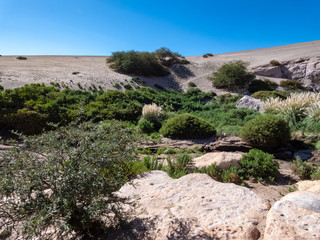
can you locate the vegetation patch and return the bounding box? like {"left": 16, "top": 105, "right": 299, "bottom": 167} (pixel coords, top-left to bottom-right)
{"left": 248, "top": 79, "right": 278, "bottom": 93}
{"left": 280, "top": 79, "right": 305, "bottom": 91}
{"left": 240, "top": 114, "right": 291, "bottom": 150}
{"left": 251, "top": 90, "right": 289, "bottom": 101}
{"left": 209, "top": 61, "right": 255, "bottom": 90}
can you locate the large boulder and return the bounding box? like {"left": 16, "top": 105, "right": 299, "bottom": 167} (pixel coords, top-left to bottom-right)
{"left": 236, "top": 95, "right": 263, "bottom": 111}
{"left": 117, "top": 171, "right": 270, "bottom": 240}
{"left": 192, "top": 152, "right": 243, "bottom": 170}
{"left": 264, "top": 191, "right": 320, "bottom": 240}
{"left": 297, "top": 180, "right": 320, "bottom": 194}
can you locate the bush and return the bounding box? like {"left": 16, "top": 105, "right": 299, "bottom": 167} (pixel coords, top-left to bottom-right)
{"left": 203, "top": 53, "right": 214, "bottom": 58}
{"left": 291, "top": 157, "right": 316, "bottom": 180}
{"left": 216, "top": 93, "right": 243, "bottom": 104}
{"left": 138, "top": 118, "right": 155, "bottom": 134}
{"left": 240, "top": 114, "right": 291, "bottom": 150}
{"left": 251, "top": 90, "right": 289, "bottom": 101}
{"left": 16, "top": 56, "right": 27, "bottom": 60}
{"left": 0, "top": 121, "right": 141, "bottom": 238}
{"left": 142, "top": 103, "right": 162, "bottom": 130}
{"left": 239, "top": 149, "right": 279, "bottom": 180}
{"left": 209, "top": 61, "right": 255, "bottom": 90}
{"left": 107, "top": 50, "right": 170, "bottom": 76}
{"left": 280, "top": 79, "right": 305, "bottom": 91}
{"left": 154, "top": 47, "right": 189, "bottom": 66}
{"left": 248, "top": 79, "right": 278, "bottom": 93}
{"left": 160, "top": 114, "right": 216, "bottom": 139}
{"left": 270, "top": 60, "right": 281, "bottom": 66}
{"left": 123, "top": 84, "right": 133, "bottom": 90}
{"left": 188, "top": 82, "right": 196, "bottom": 88}
{"left": 0, "top": 85, "right": 3, "bottom": 91}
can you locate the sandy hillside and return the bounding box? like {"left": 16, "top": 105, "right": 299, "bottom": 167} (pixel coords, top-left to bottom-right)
{"left": 0, "top": 40, "right": 319, "bottom": 93}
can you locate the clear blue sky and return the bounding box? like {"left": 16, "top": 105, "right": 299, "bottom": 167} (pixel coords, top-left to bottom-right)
{"left": 1, "top": 0, "right": 319, "bottom": 56}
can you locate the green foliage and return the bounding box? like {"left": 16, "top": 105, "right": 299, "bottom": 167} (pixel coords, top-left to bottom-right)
{"left": 216, "top": 93, "right": 243, "bottom": 104}
{"left": 123, "top": 84, "right": 133, "bottom": 90}
{"left": 280, "top": 80, "right": 305, "bottom": 91}
{"left": 251, "top": 90, "right": 289, "bottom": 100}
{"left": 270, "top": 60, "right": 281, "bottom": 66}
{"left": 107, "top": 50, "right": 170, "bottom": 76}
{"left": 160, "top": 114, "right": 216, "bottom": 139}
{"left": 239, "top": 149, "right": 279, "bottom": 180}
{"left": 138, "top": 118, "right": 155, "bottom": 134}
{"left": 113, "top": 82, "right": 121, "bottom": 88}
{"left": 16, "top": 56, "right": 27, "bottom": 60}
{"left": 0, "top": 121, "right": 142, "bottom": 238}
{"left": 209, "top": 61, "right": 255, "bottom": 90}
{"left": 291, "top": 157, "right": 316, "bottom": 180}
{"left": 248, "top": 79, "right": 278, "bottom": 93}
{"left": 240, "top": 114, "right": 291, "bottom": 150}
{"left": 0, "top": 85, "right": 4, "bottom": 91}
{"left": 202, "top": 53, "right": 214, "bottom": 58}
{"left": 154, "top": 47, "right": 189, "bottom": 66}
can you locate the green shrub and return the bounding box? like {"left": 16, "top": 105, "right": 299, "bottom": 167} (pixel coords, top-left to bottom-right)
{"left": 16, "top": 56, "right": 27, "bottom": 60}
{"left": 248, "top": 79, "right": 278, "bottom": 93}
{"left": 123, "top": 84, "right": 133, "bottom": 90}
{"left": 0, "top": 85, "right": 3, "bottom": 91}
{"left": 291, "top": 157, "right": 316, "bottom": 180}
{"left": 239, "top": 149, "right": 279, "bottom": 180}
{"left": 280, "top": 79, "right": 305, "bottom": 91}
{"left": 154, "top": 47, "right": 189, "bottom": 66}
{"left": 160, "top": 114, "right": 216, "bottom": 139}
{"left": 240, "top": 114, "right": 291, "bottom": 150}
{"left": 216, "top": 93, "right": 243, "bottom": 104}
{"left": 154, "top": 83, "right": 165, "bottom": 90}
{"left": 270, "top": 60, "right": 281, "bottom": 66}
{"left": 202, "top": 53, "right": 214, "bottom": 58}
{"left": 251, "top": 90, "right": 289, "bottom": 101}
{"left": 209, "top": 61, "right": 255, "bottom": 90}
{"left": 107, "top": 50, "right": 170, "bottom": 76}
{"left": 0, "top": 121, "right": 142, "bottom": 238}
{"left": 138, "top": 118, "right": 155, "bottom": 134}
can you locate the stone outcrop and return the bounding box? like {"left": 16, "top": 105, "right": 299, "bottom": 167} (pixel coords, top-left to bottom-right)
{"left": 296, "top": 180, "right": 320, "bottom": 194}
{"left": 251, "top": 57, "right": 320, "bottom": 90}
{"left": 236, "top": 95, "right": 264, "bottom": 111}
{"left": 264, "top": 191, "right": 320, "bottom": 240}
{"left": 192, "top": 151, "right": 243, "bottom": 170}
{"left": 202, "top": 135, "right": 252, "bottom": 152}
{"left": 117, "top": 171, "right": 270, "bottom": 240}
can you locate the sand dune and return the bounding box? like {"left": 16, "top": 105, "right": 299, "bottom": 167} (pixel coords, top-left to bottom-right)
{"left": 0, "top": 40, "right": 319, "bottom": 93}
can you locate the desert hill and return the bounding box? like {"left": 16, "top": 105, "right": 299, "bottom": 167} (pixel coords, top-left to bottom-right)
{"left": 0, "top": 40, "right": 319, "bottom": 93}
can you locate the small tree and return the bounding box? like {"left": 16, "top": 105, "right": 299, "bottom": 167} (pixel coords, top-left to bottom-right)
{"left": 0, "top": 121, "right": 141, "bottom": 238}
{"left": 209, "top": 61, "right": 255, "bottom": 90}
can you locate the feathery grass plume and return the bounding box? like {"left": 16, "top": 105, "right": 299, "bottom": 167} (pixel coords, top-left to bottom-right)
{"left": 262, "top": 92, "right": 320, "bottom": 127}
{"left": 142, "top": 103, "right": 163, "bottom": 120}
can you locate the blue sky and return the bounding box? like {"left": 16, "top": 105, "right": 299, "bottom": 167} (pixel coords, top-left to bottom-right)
{"left": 0, "top": 0, "right": 319, "bottom": 56}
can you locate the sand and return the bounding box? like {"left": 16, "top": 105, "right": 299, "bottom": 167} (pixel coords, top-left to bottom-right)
{"left": 0, "top": 40, "right": 319, "bottom": 93}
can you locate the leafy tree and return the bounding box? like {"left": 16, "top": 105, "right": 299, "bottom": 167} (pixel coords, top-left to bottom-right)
{"left": 0, "top": 121, "right": 142, "bottom": 238}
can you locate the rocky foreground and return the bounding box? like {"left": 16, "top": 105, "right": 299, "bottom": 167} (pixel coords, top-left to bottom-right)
{"left": 116, "top": 171, "right": 320, "bottom": 240}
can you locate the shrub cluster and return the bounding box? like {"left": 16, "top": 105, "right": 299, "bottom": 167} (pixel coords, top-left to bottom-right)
{"left": 280, "top": 79, "right": 305, "bottom": 91}
{"left": 270, "top": 59, "right": 281, "bottom": 66}
{"left": 107, "top": 50, "right": 170, "bottom": 76}
{"left": 160, "top": 114, "right": 216, "bottom": 139}
{"left": 291, "top": 157, "right": 320, "bottom": 180}
{"left": 0, "top": 121, "right": 142, "bottom": 238}
{"left": 240, "top": 114, "right": 291, "bottom": 150}
{"left": 209, "top": 61, "right": 255, "bottom": 90}
{"left": 251, "top": 90, "right": 289, "bottom": 101}
{"left": 248, "top": 79, "right": 278, "bottom": 93}
{"left": 202, "top": 53, "right": 214, "bottom": 58}
{"left": 239, "top": 149, "right": 279, "bottom": 180}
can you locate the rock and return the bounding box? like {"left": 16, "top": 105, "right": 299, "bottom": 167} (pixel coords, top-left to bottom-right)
{"left": 293, "top": 150, "right": 313, "bottom": 161}
{"left": 264, "top": 191, "right": 320, "bottom": 240}
{"left": 192, "top": 152, "right": 243, "bottom": 170}
{"left": 297, "top": 180, "right": 320, "bottom": 194}
{"left": 252, "top": 65, "right": 283, "bottom": 78}
{"left": 236, "top": 95, "right": 264, "bottom": 111}
{"left": 273, "top": 151, "right": 292, "bottom": 160}
{"left": 202, "top": 135, "right": 252, "bottom": 152}
{"left": 117, "top": 171, "right": 270, "bottom": 240}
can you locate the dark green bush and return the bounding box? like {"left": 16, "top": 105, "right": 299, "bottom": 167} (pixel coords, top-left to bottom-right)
{"left": 107, "top": 50, "right": 170, "bottom": 76}
{"left": 188, "top": 82, "right": 196, "bottom": 88}
{"left": 138, "top": 118, "right": 155, "bottom": 134}
{"left": 203, "top": 53, "right": 214, "bottom": 58}
{"left": 270, "top": 60, "right": 281, "bottom": 66}
{"left": 0, "top": 121, "right": 142, "bottom": 238}
{"left": 291, "top": 157, "right": 316, "bottom": 180}
{"left": 240, "top": 114, "right": 291, "bottom": 150}
{"left": 16, "top": 56, "right": 27, "bottom": 60}
{"left": 216, "top": 93, "right": 243, "bottom": 104}
{"left": 160, "top": 114, "right": 216, "bottom": 139}
{"left": 280, "top": 80, "right": 305, "bottom": 91}
{"left": 248, "top": 79, "right": 278, "bottom": 93}
{"left": 239, "top": 149, "right": 279, "bottom": 180}
{"left": 123, "top": 84, "right": 133, "bottom": 90}
{"left": 251, "top": 90, "right": 289, "bottom": 101}
{"left": 0, "top": 85, "right": 3, "bottom": 91}
{"left": 209, "top": 61, "right": 255, "bottom": 90}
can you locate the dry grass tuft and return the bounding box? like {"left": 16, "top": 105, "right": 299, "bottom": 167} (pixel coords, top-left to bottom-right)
{"left": 142, "top": 103, "right": 163, "bottom": 120}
